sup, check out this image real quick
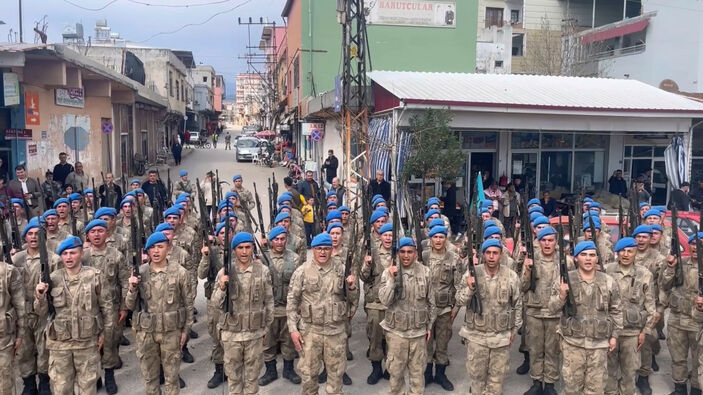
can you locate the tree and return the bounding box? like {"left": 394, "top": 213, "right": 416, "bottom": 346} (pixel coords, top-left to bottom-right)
{"left": 401, "top": 108, "right": 464, "bottom": 188}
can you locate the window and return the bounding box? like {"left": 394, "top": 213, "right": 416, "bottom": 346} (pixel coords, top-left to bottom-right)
{"left": 512, "top": 33, "right": 524, "bottom": 56}
{"left": 176, "top": 80, "right": 180, "bottom": 100}
{"left": 168, "top": 71, "right": 173, "bottom": 97}
{"left": 293, "top": 57, "right": 300, "bottom": 89}
{"left": 494, "top": 60, "right": 503, "bottom": 68}
{"left": 510, "top": 9, "right": 520, "bottom": 24}
{"left": 203, "top": 76, "right": 208, "bottom": 83}
{"left": 511, "top": 132, "right": 539, "bottom": 149}
{"left": 485, "top": 7, "right": 504, "bottom": 28}
{"left": 181, "top": 84, "right": 185, "bottom": 102}
{"left": 541, "top": 132, "right": 573, "bottom": 149}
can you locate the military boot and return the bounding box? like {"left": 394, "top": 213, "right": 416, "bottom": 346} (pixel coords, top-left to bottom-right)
{"left": 179, "top": 375, "right": 186, "bottom": 388}
{"left": 691, "top": 388, "right": 702, "bottom": 395}
{"left": 516, "top": 351, "right": 530, "bottom": 375}
{"left": 424, "top": 363, "right": 433, "bottom": 386}
{"left": 342, "top": 372, "right": 352, "bottom": 385}
{"left": 96, "top": 377, "right": 103, "bottom": 390}
{"left": 543, "top": 382, "right": 557, "bottom": 395}
{"left": 523, "top": 379, "right": 542, "bottom": 395}
{"left": 434, "top": 364, "right": 454, "bottom": 391}
{"left": 318, "top": 368, "right": 327, "bottom": 383}
{"left": 258, "top": 360, "right": 278, "bottom": 386}
{"left": 207, "top": 364, "right": 226, "bottom": 389}
{"left": 104, "top": 368, "right": 118, "bottom": 395}
{"left": 282, "top": 359, "right": 301, "bottom": 384}
{"left": 346, "top": 343, "right": 353, "bottom": 361}
{"left": 670, "top": 383, "right": 687, "bottom": 395}
{"left": 120, "top": 335, "right": 130, "bottom": 346}
{"left": 21, "top": 375, "right": 37, "bottom": 395}
{"left": 182, "top": 345, "right": 194, "bottom": 363}
{"left": 636, "top": 375, "right": 652, "bottom": 395}
{"left": 652, "top": 355, "right": 659, "bottom": 372}
{"left": 188, "top": 329, "right": 198, "bottom": 339}
{"left": 37, "top": 373, "right": 50, "bottom": 395}
{"left": 367, "top": 361, "right": 383, "bottom": 385}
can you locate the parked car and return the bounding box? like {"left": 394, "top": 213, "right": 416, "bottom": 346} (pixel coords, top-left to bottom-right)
{"left": 188, "top": 131, "right": 200, "bottom": 143}
{"left": 235, "top": 137, "right": 261, "bottom": 162}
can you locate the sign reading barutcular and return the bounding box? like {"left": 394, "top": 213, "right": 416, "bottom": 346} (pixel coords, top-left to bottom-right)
{"left": 55, "top": 87, "right": 85, "bottom": 108}
{"left": 367, "top": 1, "right": 456, "bottom": 28}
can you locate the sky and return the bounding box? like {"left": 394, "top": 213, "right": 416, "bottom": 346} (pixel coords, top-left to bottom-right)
{"left": 0, "top": 0, "right": 287, "bottom": 99}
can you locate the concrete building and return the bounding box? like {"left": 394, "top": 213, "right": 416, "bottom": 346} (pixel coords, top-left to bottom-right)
{"left": 214, "top": 75, "right": 225, "bottom": 113}
{"left": 235, "top": 73, "right": 264, "bottom": 127}
{"left": 192, "top": 65, "right": 217, "bottom": 133}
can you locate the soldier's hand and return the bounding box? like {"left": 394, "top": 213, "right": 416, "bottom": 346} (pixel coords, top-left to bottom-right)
{"left": 35, "top": 282, "right": 48, "bottom": 299}
{"left": 466, "top": 273, "right": 476, "bottom": 290}
{"left": 13, "top": 338, "right": 21, "bottom": 356}
{"left": 697, "top": 297, "right": 703, "bottom": 311}
{"left": 364, "top": 254, "right": 372, "bottom": 266}
{"left": 608, "top": 337, "right": 616, "bottom": 353}
{"left": 180, "top": 332, "right": 187, "bottom": 349}
{"left": 128, "top": 275, "right": 141, "bottom": 292}
{"left": 260, "top": 237, "right": 268, "bottom": 246}
{"left": 207, "top": 234, "right": 215, "bottom": 242}
{"left": 653, "top": 312, "right": 662, "bottom": 324}
{"left": 219, "top": 274, "right": 229, "bottom": 291}
{"left": 388, "top": 265, "right": 398, "bottom": 278}
{"left": 509, "top": 332, "right": 515, "bottom": 345}
{"left": 667, "top": 254, "right": 677, "bottom": 267}
{"left": 291, "top": 331, "right": 303, "bottom": 351}
{"left": 345, "top": 274, "right": 356, "bottom": 289}
{"left": 558, "top": 278, "right": 569, "bottom": 301}
{"left": 141, "top": 252, "right": 149, "bottom": 263}
{"left": 637, "top": 332, "right": 646, "bottom": 351}
{"left": 97, "top": 335, "right": 104, "bottom": 351}
{"left": 450, "top": 310, "right": 457, "bottom": 324}
{"left": 118, "top": 310, "right": 128, "bottom": 324}
{"left": 201, "top": 244, "right": 209, "bottom": 256}
{"left": 10, "top": 248, "right": 17, "bottom": 257}
{"left": 426, "top": 330, "right": 431, "bottom": 342}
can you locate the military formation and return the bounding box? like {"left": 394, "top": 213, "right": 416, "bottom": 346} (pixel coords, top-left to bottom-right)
{"left": 0, "top": 159, "right": 702, "bottom": 395}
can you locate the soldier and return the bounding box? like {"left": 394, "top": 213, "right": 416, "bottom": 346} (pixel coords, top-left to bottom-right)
{"left": 212, "top": 232, "right": 274, "bottom": 393}
{"left": 423, "top": 219, "right": 458, "bottom": 255}
{"left": 69, "top": 193, "right": 88, "bottom": 231}
{"left": 360, "top": 222, "right": 393, "bottom": 385}
{"left": 226, "top": 192, "right": 253, "bottom": 234}
{"left": 54, "top": 197, "right": 82, "bottom": 236}
{"left": 644, "top": 209, "right": 671, "bottom": 252}
{"left": 649, "top": 224, "right": 669, "bottom": 258}
{"left": 0, "top": 235, "right": 25, "bottom": 395}
{"left": 280, "top": 204, "right": 305, "bottom": 241}
{"left": 605, "top": 237, "right": 656, "bottom": 395}
{"left": 95, "top": 207, "right": 130, "bottom": 253}
{"left": 578, "top": 217, "right": 615, "bottom": 265}
{"left": 274, "top": 211, "right": 307, "bottom": 266}
{"left": 256, "top": 226, "right": 302, "bottom": 386}
{"left": 480, "top": 207, "right": 505, "bottom": 236}
{"left": 134, "top": 188, "right": 154, "bottom": 229}
{"left": 660, "top": 233, "right": 701, "bottom": 395}
{"left": 83, "top": 219, "right": 129, "bottom": 394}
{"left": 41, "top": 209, "right": 69, "bottom": 253}
{"left": 198, "top": 221, "right": 234, "bottom": 388}
{"left": 483, "top": 225, "right": 516, "bottom": 272}
{"left": 549, "top": 241, "right": 623, "bottom": 395}
{"left": 369, "top": 210, "right": 387, "bottom": 250}
{"left": 127, "top": 232, "right": 194, "bottom": 394}
{"left": 287, "top": 232, "right": 358, "bottom": 395}
{"left": 231, "top": 174, "right": 255, "bottom": 211}
{"left": 35, "top": 235, "right": 114, "bottom": 395}
{"left": 11, "top": 198, "right": 29, "bottom": 231}
{"left": 426, "top": 197, "right": 452, "bottom": 237}
{"left": 83, "top": 188, "right": 96, "bottom": 218}
{"left": 456, "top": 238, "right": 521, "bottom": 395}
{"left": 173, "top": 170, "right": 193, "bottom": 199}
{"left": 116, "top": 198, "right": 136, "bottom": 237}
{"left": 521, "top": 226, "right": 573, "bottom": 395}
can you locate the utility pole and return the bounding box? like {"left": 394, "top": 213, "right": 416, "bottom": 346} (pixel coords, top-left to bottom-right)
{"left": 238, "top": 17, "right": 278, "bottom": 130}
{"left": 18, "top": 0, "right": 23, "bottom": 43}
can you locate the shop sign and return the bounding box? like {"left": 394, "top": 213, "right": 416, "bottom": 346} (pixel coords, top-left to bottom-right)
{"left": 367, "top": 1, "right": 456, "bottom": 28}
{"left": 55, "top": 87, "right": 85, "bottom": 108}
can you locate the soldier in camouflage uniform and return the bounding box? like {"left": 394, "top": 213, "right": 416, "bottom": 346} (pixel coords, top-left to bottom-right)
{"left": 660, "top": 233, "right": 701, "bottom": 395}
{"left": 649, "top": 224, "right": 669, "bottom": 258}
{"left": 83, "top": 219, "right": 129, "bottom": 394}
{"left": 54, "top": 198, "right": 83, "bottom": 236}
{"left": 426, "top": 197, "right": 452, "bottom": 237}
{"left": 11, "top": 198, "right": 29, "bottom": 231}
{"left": 35, "top": 235, "right": 114, "bottom": 395}
{"left": 41, "top": 209, "right": 69, "bottom": 255}
{"left": 423, "top": 218, "right": 458, "bottom": 256}
{"left": 369, "top": 210, "right": 387, "bottom": 251}
{"left": 549, "top": 241, "right": 623, "bottom": 395}
{"left": 226, "top": 192, "right": 253, "bottom": 234}
{"left": 95, "top": 207, "right": 130, "bottom": 253}
{"left": 173, "top": 170, "right": 193, "bottom": 200}
{"left": 421, "top": 225, "right": 459, "bottom": 391}
{"left": 644, "top": 209, "right": 671, "bottom": 252}
{"left": 0, "top": 242, "right": 25, "bottom": 395}
{"left": 287, "top": 232, "right": 359, "bottom": 395}
{"left": 456, "top": 239, "right": 522, "bottom": 395}
{"left": 127, "top": 232, "right": 194, "bottom": 395}
{"left": 70, "top": 192, "right": 91, "bottom": 230}
{"left": 281, "top": 205, "right": 306, "bottom": 243}
{"left": 274, "top": 211, "right": 306, "bottom": 266}
{"left": 135, "top": 188, "right": 154, "bottom": 229}
{"left": 212, "top": 232, "right": 274, "bottom": 394}
{"left": 483, "top": 225, "right": 516, "bottom": 272}
{"left": 605, "top": 237, "right": 656, "bottom": 395}
{"left": 257, "top": 226, "right": 302, "bottom": 386}
{"left": 231, "top": 174, "right": 255, "bottom": 211}
{"left": 116, "top": 198, "right": 137, "bottom": 239}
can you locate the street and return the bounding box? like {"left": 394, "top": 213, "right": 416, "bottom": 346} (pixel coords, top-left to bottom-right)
{"left": 101, "top": 140, "right": 677, "bottom": 394}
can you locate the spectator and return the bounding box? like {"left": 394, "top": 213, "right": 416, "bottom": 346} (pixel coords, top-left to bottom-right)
{"left": 52, "top": 152, "right": 74, "bottom": 187}
{"left": 330, "top": 177, "right": 345, "bottom": 206}
{"left": 322, "top": 150, "right": 339, "bottom": 184}
{"left": 540, "top": 191, "right": 557, "bottom": 217}
{"left": 368, "top": 169, "right": 391, "bottom": 202}
{"left": 501, "top": 182, "right": 520, "bottom": 236}
{"left": 224, "top": 132, "right": 232, "bottom": 150}
{"left": 302, "top": 197, "right": 314, "bottom": 247}
{"left": 635, "top": 180, "right": 651, "bottom": 204}
{"left": 641, "top": 169, "right": 653, "bottom": 194}
{"left": 98, "top": 172, "right": 122, "bottom": 209}
{"left": 513, "top": 176, "right": 525, "bottom": 197}
{"left": 284, "top": 176, "right": 303, "bottom": 210}
{"left": 7, "top": 164, "right": 42, "bottom": 217}
{"left": 171, "top": 139, "right": 182, "bottom": 166}
{"left": 142, "top": 170, "right": 169, "bottom": 207}
{"left": 608, "top": 169, "right": 628, "bottom": 197}
{"left": 64, "top": 161, "right": 89, "bottom": 192}
{"left": 690, "top": 179, "right": 703, "bottom": 210}
{"left": 668, "top": 182, "right": 692, "bottom": 211}
{"left": 484, "top": 181, "right": 503, "bottom": 216}
{"left": 297, "top": 170, "right": 321, "bottom": 201}
{"left": 41, "top": 170, "right": 62, "bottom": 208}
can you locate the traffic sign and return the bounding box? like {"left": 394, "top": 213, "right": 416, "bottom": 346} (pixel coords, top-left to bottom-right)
{"left": 101, "top": 120, "right": 113, "bottom": 134}
{"left": 310, "top": 128, "right": 323, "bottom": 142}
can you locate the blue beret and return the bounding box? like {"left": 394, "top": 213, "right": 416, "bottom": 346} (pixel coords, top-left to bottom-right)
{"left": 164, "top": 206, "right": 182, "bottom": 218}
{"left": 155, "top": 223, "right": 174, "bottom": 233}
{"left": 53, "top": 198, "right": 70, "bottom": 208}
{"left": 120, "top": 198, "right": 132, "bottom": 208}
{"left": 232, "top": 174, "right": 242, "bottom": 182}
{"left": 130, "top": 179, "right": 141, "bottom": 185}
{"left": 480, "top": 208, "right": 489, "bottom": 214}
{"left": 338, "top": 205, "right": 350, "bottom": 213}
{"left": 639, "top": 202, "right": 650, "bottom": 209}
{"left": 370, "top": 210, "right": 385, "bottom": 224}
{"left": 42, "top": 209, "right": 58, "bottom": 219}
{"left": 225, "top": 191, "right": 238, "bottom": 200}
{"left": 275, "top": 212, "right": 291, "bottom": 224}
{"left": 483, "top": 226, "right": 501, "bottom": 240}
{"left": 429, "top": 226, "right": 447, "bottom": 237}
{"left": 311, "top": 233, "right": 332, "bottom": 247}
{"left": 643, "top": 210, "right": 661, "bottom": 219}
{"left": 84, "top": 219, "right": 108, "bottom": 233}
{"left": 57, "top": 236, "right": 83, "bottom": 254}
{"left": 326, "top": 201, "right": 338, "bottom": 209}
{"left": 217, "top": 200, "right": 231, "bottom": 212}
{"left": 373, "top": 199, "right": 386, "bottom": 208}
{"left": 378, "top": 223, "right": 393, "bottom": 235}
{"left": 484, "top": 220, "right": 496, "bottom": 228}
{"left": 135, "top": 188, "right": 146, "bottom": 196}
{"left": 428, "top": 218, "right": 444, "bottom": 229}
{"left": 326, "top": 222, "right": 344, "bottom": 233}
{"left": 532, "top": 216, "right": 549, "bottom": 227}
{"left": 214, "top": 222, "right": 229, "bottom": 235}
{"left": 426, "top": 197, "right": 440, "bottom": 208}
{"left": 10, "top": 198, "right": 24, "bottom": 207}
{"left": 527, "top": 198, "right": 540, "bottom": 206}
{"left": 231, "top": 232, "right": 254, "bottom": 249}
{"left": 584, "top": 197, "right": 594, "bottom": 203}
{"left": 22, "top": 217, "right": 40, "bottom": 238}
{"left": 145, "top": 232, "right": 168, "bottom": 250}
{"left": 688, "top": 232, "right": 703, "bottom": 244}
{"left": 175, "top": 196, "right": 188, "bottom": 205}
{"left": 574, "top": 241, "right": 597, "bottom": 256}
{"left": 481, "top": 239, "right": 502, "bottom": 252}
{"left": 278, "top": 204, "right": 291, "bottom": 212}
{"left": 589, "top": 202, "right": 601, "bottom": 209}
{"left": 537, "top": 226, "right": 557, "bottom": 240}
{"left": 326, "top": 210, "right": 342, "bottom": 222}
{"left": 377, "top": 206, "right": 389, "bottom": 214}
{"left": 84, "top": 189, "right": 94, "bottom": 195}
{"left": 650, "top": 224, "right": 663, "bottom": 232}
{"left": 220, "top": 212, "right": 238, "bottom": 221}
{"left": 614, "top": 237, "right": 637, "bottom": 252}
{"left": 277, "top": 195, "right": 291, "bottom": 205}
{"left": 528, "top": 206, "right": 544, "bottom": 214}
{"left": 529, "top": 212, "right": 543, "bottom": 222}
{"left": 179, "top": 170, "right": 187, "bottom": 177}
{"left": 371, "top": 194, "right": 383, "bottom": 202}
{"left": 326, "top": 190, "right": 336, "bottom": 198}
{"left": 583, "top": 219, "right": 601, "bottom": 231}
{"left": 124, "top": 191, "right": 137, "bottom": 199}
{"left": 177, "top": 192, "right": 191, "bottom": 199}
{"left": 633, "top": 225, "right": 653, "bottom": 236}
{"left": 398, "top": 237, "right": 416, "bottom": 249}
{"left": 481, "top": 200, "right": 492, "bottom": 208}
{"left": 268, "top": 226, "right": 287, "bottom": 241}
{"left": 425, "top": 209, "right": 440, "bottom": 221}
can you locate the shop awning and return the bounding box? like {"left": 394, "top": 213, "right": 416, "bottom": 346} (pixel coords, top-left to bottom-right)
{"left": 580, "top": 17, "right": 651, "bottom": 45}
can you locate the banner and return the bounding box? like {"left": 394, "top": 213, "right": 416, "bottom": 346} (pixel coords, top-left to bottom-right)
{"left": 2, "top": 73, "right": 20, "bottom": 106}
{"left": 367, "top": 1, "right": 456, "bottom": 28}
{"left": 55, "top": 87, "right": 85, "bottom": 108}
{"left": 25, "top": 92, "right": 40, "bottom": 126}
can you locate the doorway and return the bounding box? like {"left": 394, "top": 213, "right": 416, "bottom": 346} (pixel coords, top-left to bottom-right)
{"left": 468, "top": 152, "right": 495, "bottom": 201}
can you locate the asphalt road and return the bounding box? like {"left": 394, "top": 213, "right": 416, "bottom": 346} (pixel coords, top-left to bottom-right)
{"left": 103, "top": 141, "right": 679, "bottom": 394}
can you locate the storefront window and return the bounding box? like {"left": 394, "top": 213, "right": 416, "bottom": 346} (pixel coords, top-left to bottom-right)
{"left": 540, "top": 151, "right": 572, "bottom": 193}
{"left": 575, "top": 134, "right": 608, "bottom": 149}
{"left": 511, "top": 132, "right": 539, "bottom": 149}
{"left": 632, "top": 146, "right": 652, "bottom": 157}
{"left": 462, "top": 132, "right": 497, "bottom": 149}
{"left": 574, "top": 151, "right": 605, "bottom": 190}
{"left": 541, "top": 133, "right": 573, "bottom": 149}
{"left": 511, "top": 152, "right": 537, "bottom": 198}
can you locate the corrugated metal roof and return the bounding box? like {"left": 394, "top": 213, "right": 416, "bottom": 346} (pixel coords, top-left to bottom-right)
{"left": 368, "top": 71, "right": 703, "bottom": 114}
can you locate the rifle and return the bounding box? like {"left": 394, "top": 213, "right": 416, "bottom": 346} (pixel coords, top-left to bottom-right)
{"left": 558, "top": 213, "right": 576, "bottom": 317}
{"left": 573, "top": 188, "right": 584, "bottom": 240}
{"left": 523, "top": 200, "right": 536, "bottom": 291}
{"left": 391, "top": 195, "right": 402, "bottom": 301}
{"left": 567, "top": 210, "right": 576, "bottom": 253}
{"left": 167, "top": 169, "right": 172, "bottom": 199}
{"left": 91, "top": 177, "right": 96, "bottom": 210}
{"left": 8, "top": 208, "right": 21, "bottom": 251}
{"left": 464, "top": 208, "right": 483, "bottom": 315}
{"left": 344, "top": 199, "right": 359, "bottom": 297}
{"left": 223, "top": 208, "right": 232, "bottom": 313}
{"left": 271, "top": 172, "right": 279, "bottom": 209}
{"left": 21, "top": 195, "right": 32, "bottom": 223}
{"left": 130, "top": 202, "right": 146, "bottom": 312}
{"left": 38, "top": 225, "right": 54, "bottom": 318}
{"left": 69, "top": 203, "right": 79, "bottom": 237}
{"left": 215, "top": 170, "right": 222, "bottom": 201}
{"left": 672, "top": 206, "right": 684, "bottom": 287}
{"left": 413, "top": 201, "right": 425, "bottom": 263}
{"left": 210, "top": 173, "right": 218, "bottom": 226}
{"left": 253, "top": 183, "right": 266, "bottom": 238}
{"left": 135, "top": 196, "right": 147, "bottom": 244}
{"left": 0, "top": 215, "right": 12, "bottom": 264}
{"left": 36, "top": 177, "right": 47, "bottom": 213}
{"left": 80, "top": 183, "right": 89, "bottom": 226}
{"left": 100, "top": 172, "right": 111, "bottom": 208}
{"left": 586, "top": 209, "right": 604, "bottom": 271}
{"left": 618, "top": 196, "right": 625, "bottom": 237}
{"left": 268, "top": 178, "right": 275, "bottom": 226}
{"left": 121, "top": 177, "right": 127, "bottom": 198}
{"left": 196, "top": 178, "right": 219, "bottom": 298}
{"left": 628, "top": 184, "right": 640, "bottom": 235}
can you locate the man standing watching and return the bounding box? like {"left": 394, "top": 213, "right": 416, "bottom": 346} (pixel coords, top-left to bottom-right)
{"left": 368, "top": 170, "right": 391, "bottom": 202}
{"left": 322, "top": 150, "right": 338, "bottom": 185}
{"left": 52, "top": 152, "right": 74, "bottom": 187}
{"left": 7, "top": 164, "right": 41, "bottom": 218}
{"left": 668, "top": 182, "right": 692, "bottom": 211}
{"left": 64, "top": 162, "right": 89, "bottom": 192}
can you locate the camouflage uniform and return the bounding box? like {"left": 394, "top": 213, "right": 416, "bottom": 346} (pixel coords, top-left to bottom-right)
{"left": 660, "top": 257, "right": 701, "bottom": 391}
{"left": 168, "top": 243, "right": 195, "bottom": 298}
{"left": 635, "top": 246, "right": 665, "bottom": 379}
{"left": 577, "top": 233, "right": 615, "bottom": 265}
{"left": 286, "top": 257, "right": 359, "bottom": 395}
{"left": 423, "top": 248, "right": 460, "bottom": 367}
{"left": 263, "top": 248, "right": 300, "bottom": 363}
{"left": 234, "top": 186, "right": 255, "bottom": 211}
{"left": 57, "top": 219, "right": 84, "bottom": 237}
{"left": 126, "top": 260, "right": 194, "bottom": 395}
{"left": 0, "top": 260, "right": 25, "bottom": 394}
{"left": 378, "top": 261, "right": 436, "bottom": 395}
{"left": 83, "top": 246, "right": 129, "bottom": 369}
{"left": 456, "top": 264, "right": 522, "bottom": 395}
{"left": 605, "top": 260, "right": 656, "bottom": 395}
{"left": 198, "top": 245, "right": 224, "bottom": 364}
{"left": 45, "top": 230, "right": 69, "bottom": 255}
{"left": 286, "top": 232, "right": 307, "bottom": 266}
{"left": 36, "top": 265, "right": 114, "bottom": 395}
{"left": 359, "top": 244, "right": 392, "bottom": 363}
{"left": 549, "top": 270, "right": 623, "bottom": 395}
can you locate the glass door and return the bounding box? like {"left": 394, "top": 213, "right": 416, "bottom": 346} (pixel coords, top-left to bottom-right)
{"left": 651, "top": 159, "right": 668, "bottom": 206}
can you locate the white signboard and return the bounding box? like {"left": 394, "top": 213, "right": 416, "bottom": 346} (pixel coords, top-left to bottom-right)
{"left": 367, "top": 1, "right": 456, "bottom": 28}
{"left": 301, "top": 122, "right": 325, "bottom": 137}
{"left": 55, "top": 87, "right": 85, "bottom": 108}
{"left": 2, "top": 73, "right": 20, "bottom": 106}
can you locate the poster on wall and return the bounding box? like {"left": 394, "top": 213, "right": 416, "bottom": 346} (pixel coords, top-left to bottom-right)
{"left": 55, "top": 88, "right": 85, "bottom": 108}
{"left": 367, "top": 1, "right": 456, "bottom": 28}
{"left": 27, "top": 143, "right": 37, "bottom": 156}
{"left": 25, "top": 92, "right": 40, "bottom": 125}
{"left": 2, "top": 73, "right": 20, "bottom": 106}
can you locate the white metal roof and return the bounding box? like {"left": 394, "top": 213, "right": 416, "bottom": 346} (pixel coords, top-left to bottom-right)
{"left": 368, "top": 70, "right": 703, "bottom": 115}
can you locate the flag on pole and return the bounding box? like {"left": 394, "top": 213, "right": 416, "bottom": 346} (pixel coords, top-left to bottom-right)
{"left": 475, "top": 171, "right": 485, "bottom": 212}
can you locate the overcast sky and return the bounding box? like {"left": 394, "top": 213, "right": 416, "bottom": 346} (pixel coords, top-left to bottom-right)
{"left": 1, "top": 0, "right": 287, "bottom": 98}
